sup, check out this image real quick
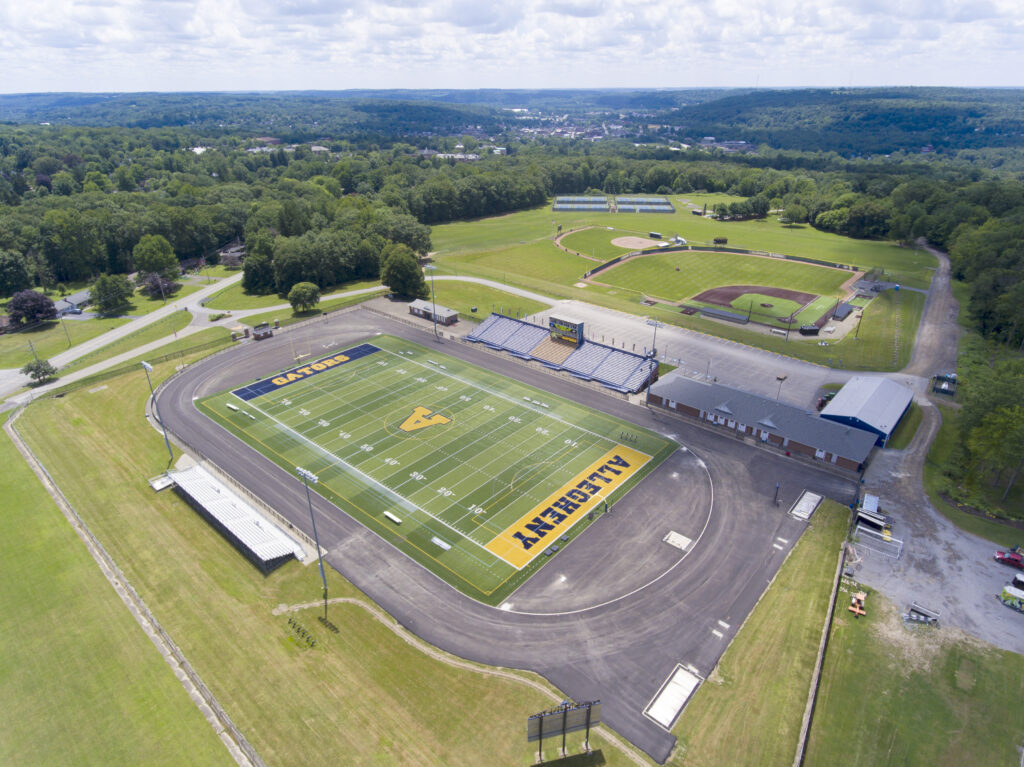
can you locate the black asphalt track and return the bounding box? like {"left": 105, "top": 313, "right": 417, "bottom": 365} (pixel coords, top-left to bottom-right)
{"left": 157, "top": 310, "right": 858, "bottom": 762}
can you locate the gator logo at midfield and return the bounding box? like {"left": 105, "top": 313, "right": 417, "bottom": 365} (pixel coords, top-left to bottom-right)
{"left": 399, "top": 406, "right": 452, "bottom": 432}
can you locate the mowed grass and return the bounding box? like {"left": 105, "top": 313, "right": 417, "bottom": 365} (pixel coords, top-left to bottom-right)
{"left": 886, "top": 400, "right": 923, "bottom": 450}
{"left": 805, "top": 589, "right": 1024, "bottom": 767}
{"left": 560, "top": 226, "right": 635, "bottom": 260}
{"left": 596, "top": 251, "right": 852, "bottom": 303}
{"left": 204, "top": 278, "right": 383, "bottom": 311}
{"left": 124, "top": 282, "right": 203, "bottom": 316}
{"left": 432, "top": 203, "right": 936, "bottom": 290}
{"left": 428, "top": 280, "right": 552, "bottom": 321}
{"left": 0, "top": 316, "right": 130, "bottom": 369}
{"left": 670, "top": 500, "right": 848, "bottom": 767}
{"left": 201, "top": 335, "right": 675, "bottom": 603}
{"left": 14, "top": 359, "right": 638, "bottom": 767}
{"left": 238, "top": 289, "right": 387, "bottom": 328}
{"left": 0, "top": 421, "right": 229, "bottom": 767}
{"left": 58, "top": 310, "right": 194, "bottom": 374}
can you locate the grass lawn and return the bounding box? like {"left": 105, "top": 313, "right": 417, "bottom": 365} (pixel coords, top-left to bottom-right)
{"left": 0, "top": 316, "right": 131, "bottom": 369}
{"left": 805, "top": 589, "right": 1024, "bottom": 767}
{"left": 433, "top": 204, "right": 936, "bottom": 290}
{"left": 923, "top": 404, "right": 1024, "bottom": 544}
{"left": 560, "top": 226, "right": 635, "bottom": 260}
{"left": 431, "top": 205, "right": 930, "bottom": 368}
{"left": 204, "top": 279, "right": 383, "bottom": 311}
{"left": 677, "top": 193, "right": 749, "bottom": 211}
{"left": 428, "top": 280, "right": 552, "bottom": 321}
{"left": 599, "top": 251, "right": 852, "bottom": 303}
{"left": 886, "top": 400, "right": 923, "bottom": 450}
{"left": 58, "top": 310, "right": 194, "bottom": 375}
{"left": 237, "top": 289, "right": 387, "bottom": 328}
{"left": 14, "top": 359, "right": 637, "bottom": 766}
{"left": 0, "top": 421, "right": 230, "bottom": 767}
{"left": 124, "top": 282, "right": 203, "bottom": 316}
{"left": 670, "top": 500, "right": 848, "bottom": 767}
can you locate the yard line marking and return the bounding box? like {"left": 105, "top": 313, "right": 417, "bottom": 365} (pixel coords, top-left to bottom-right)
{"left": 240, "top": 397, "right": 497, "bottom": 558}
{"left": 377, "top": 346, "right": 655, "bottom": 460}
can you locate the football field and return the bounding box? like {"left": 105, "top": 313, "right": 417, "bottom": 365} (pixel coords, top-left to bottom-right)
{"left": 198, "top": 335, "right": 676, "bottom": 604}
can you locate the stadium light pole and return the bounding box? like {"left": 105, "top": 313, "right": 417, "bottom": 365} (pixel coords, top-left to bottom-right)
{"left": 646, "top": 318, "right": 663, "bottom": 358}
{"left": 425, "top": 264, "right": 439, "bottom": 342}
{"left": 141, "top": 361, "right": 174, "bottom": 464}
{"left": 296, "top": 467, "right": 329, "bottom": 620}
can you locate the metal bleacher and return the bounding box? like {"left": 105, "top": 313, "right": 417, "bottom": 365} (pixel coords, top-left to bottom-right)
{"left": 469, "top": 314, "right": 523, "bottom": 347}
{"left": 467, "top": 313, "right": 654, "bottom": 393}
{"left": 563, "top": 344, "right": 613, "bottom": 378}
{"left": 504, "top": 324, "right": 549, "bottom": 355}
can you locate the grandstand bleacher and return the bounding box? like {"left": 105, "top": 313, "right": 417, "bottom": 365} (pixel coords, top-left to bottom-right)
{"left": 466, "top": 313, "right": 656, "bottom": 393}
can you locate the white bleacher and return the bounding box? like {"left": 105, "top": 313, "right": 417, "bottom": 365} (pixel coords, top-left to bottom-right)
{"left": 563, "top": 344, "right": 613, "bottom": 376}
{"left": 169, "top": 464, "right": 305, "bottom": 565}
{"left": 504, "top": 324, "right": 549, "bottom": 354}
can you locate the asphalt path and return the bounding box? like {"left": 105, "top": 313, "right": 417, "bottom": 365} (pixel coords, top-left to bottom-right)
{"left": 158, "top": 310, "right": 859, "bottom": 762}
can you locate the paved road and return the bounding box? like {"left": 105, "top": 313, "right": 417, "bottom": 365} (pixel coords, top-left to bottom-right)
{"left": 158, "top": 310, "right": 859, "bottom": 762}
{"left": 0, "top": 278, "right": 384, "bottom": 407}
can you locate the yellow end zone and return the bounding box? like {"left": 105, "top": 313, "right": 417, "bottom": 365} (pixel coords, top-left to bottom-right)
{"left": 484, "top": 445, "right": 651, "bottom": 569}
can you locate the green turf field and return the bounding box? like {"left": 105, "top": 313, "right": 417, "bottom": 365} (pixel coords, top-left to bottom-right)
{"left": 596, "top": 251, "right": 852, "bottom": 303}
{"left": 198, "top": 335, "right": 675, "bottom": 604}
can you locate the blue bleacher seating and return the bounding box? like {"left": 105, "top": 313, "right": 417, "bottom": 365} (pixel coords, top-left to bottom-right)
{"left": 466, "top": 313, "right": 654, "bottom": 394}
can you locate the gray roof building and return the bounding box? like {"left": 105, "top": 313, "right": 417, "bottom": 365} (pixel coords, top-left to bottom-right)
{"left": 820, "top": 376, "right": 913, "bottom": 446}
{"left": 649, "top": 374, "right": 877, "bottom": 469}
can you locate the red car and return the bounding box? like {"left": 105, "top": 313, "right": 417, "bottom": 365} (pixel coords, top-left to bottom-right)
{"left": 994, "top": 550, "right": 1024, "bottom": 569}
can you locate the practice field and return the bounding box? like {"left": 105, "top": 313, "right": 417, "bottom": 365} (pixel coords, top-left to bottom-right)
{"left": 596, "top": 250, "right": 853, "bottom": 304}
{"left": 198, "top": 335, "right": 676, "bottom": 604}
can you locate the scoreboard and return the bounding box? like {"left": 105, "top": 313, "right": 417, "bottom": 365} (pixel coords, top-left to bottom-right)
{"left": 549, "top": 316, "right": 584, "bottom": 346}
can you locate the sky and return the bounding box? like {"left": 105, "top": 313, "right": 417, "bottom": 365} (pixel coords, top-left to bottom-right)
{"left": 1, "top": 0, "right": 1022, "bottom": 93}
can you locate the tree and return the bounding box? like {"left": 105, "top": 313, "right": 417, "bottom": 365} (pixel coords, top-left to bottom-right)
{"left": 0, "top": 249, "right": 32, "bottom": 297}
{"left": 379, "top": 244, "right": 427, "bottom": 299}
{"left": 132, "top": 234, "right": 179, "bottom": 281}
{"left": 91, "top": 273, "right": 133, "bottom": 314}
{"left": 7, "top": 289, "right": 56, "bottom": 325}
{"left": 141, "top": 272, "right": 181, "bottom": 301}
{"left": 21, "top": 358, "right": 58, "bottom": 384}
{"left": 782, "top": 203, "right": 808, "bottom": 226}
{"left": 288, "top": 281, "right": 320, "bottom": 312}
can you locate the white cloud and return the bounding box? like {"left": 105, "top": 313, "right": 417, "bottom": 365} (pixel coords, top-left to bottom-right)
{"left": 0, "top": 0, "right": 1021, "bottom": 91}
